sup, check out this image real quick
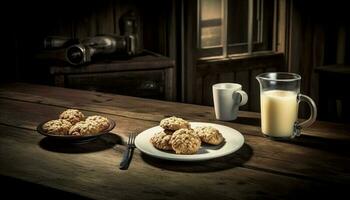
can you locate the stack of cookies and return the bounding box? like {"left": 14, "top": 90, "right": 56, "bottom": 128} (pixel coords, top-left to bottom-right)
{"left": 42, "top": 109, "right": 110, "bottom": 136}
{"left": 150, "top": 116, "right": 224, "bottom": 154}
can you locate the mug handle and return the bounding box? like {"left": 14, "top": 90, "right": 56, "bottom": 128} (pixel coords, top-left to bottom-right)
{"left": 235, "top": 90, "right": 248, "bottom": 106}
{"left": 293, "top": 94, "right": 317, "bottom": 137}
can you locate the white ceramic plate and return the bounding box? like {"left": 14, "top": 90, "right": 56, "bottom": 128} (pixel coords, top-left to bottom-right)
{"left": 135, "top": 122, "right": 244, "bottom": 161}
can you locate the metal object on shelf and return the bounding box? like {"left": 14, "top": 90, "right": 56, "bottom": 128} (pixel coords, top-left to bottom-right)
{"left": 43, "top": 36, "right": 79, "bottom": 49}
{"left": 66, "top": 35, "right": 135, "bottom": 65}
{"left": 65, "top": 10, "right": 142, "bottom": 66}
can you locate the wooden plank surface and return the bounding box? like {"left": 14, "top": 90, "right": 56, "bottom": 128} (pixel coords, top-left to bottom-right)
{"left": 2, "top": 125, "right": 341, "bottom": 200}
{"left": 0, "top": 83, "right": 350, "bottom": 199}
{"left": 1, "top": 97, "right": 349, "bottom": 184}
{"left": 49, "top": 55, "right": 175, "bottom": 74}
{"left": 0, "top": 83, "right": 349, "bottom": 138}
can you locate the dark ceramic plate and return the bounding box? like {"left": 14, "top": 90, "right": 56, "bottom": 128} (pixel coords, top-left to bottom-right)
{"left": 37, "top": 118, "right": 116, "bottom": 143}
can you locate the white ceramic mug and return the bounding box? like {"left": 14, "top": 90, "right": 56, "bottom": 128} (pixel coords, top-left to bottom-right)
{"left": 212, "top": 83, "right": 248, "bottom": 121}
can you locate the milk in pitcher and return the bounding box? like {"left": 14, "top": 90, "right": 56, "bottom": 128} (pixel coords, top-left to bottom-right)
{"left": 261, "top": 90, "right": 298, "bottom": 137}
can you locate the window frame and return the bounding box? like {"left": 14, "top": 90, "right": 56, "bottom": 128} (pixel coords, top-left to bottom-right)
{"left": 180, "top": 0, "right": 290, "bottom": 103}
{"left": 197, "top": 0, "right": 278, "bottom": 60}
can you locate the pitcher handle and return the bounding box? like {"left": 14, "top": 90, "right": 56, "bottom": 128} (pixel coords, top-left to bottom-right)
{"left": 293, "top": 94, "right": 317, "bottom": 137}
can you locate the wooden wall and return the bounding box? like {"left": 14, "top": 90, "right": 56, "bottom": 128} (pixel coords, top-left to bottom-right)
{"left": 15, "top": 0, "right": 171, "bottom": 53}
{"left": 195, "top": 53, "right": 285, "bottom": 112}
{"left": 3, "top": 0, "right": 173, "bottom": 84}
{"left": 4, "top": 0, "right": 348, "bottom": 123}
{"left": 288, "top": 0, "right": 350, "bottom": 121}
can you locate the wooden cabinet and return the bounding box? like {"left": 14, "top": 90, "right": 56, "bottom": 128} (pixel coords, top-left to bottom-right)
{"left": 50, "top": 54, "right": 175, "bottom": 101}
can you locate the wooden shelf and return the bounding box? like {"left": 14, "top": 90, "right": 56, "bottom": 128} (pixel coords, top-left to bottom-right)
{"left": 50, "top": 54, "right": 175, "bottom": 75}
{"left": 49, "top": 52, "right": 176, "bottom": 101}
{"left": 315, "top": 64, "right": 350, "bottom": 74}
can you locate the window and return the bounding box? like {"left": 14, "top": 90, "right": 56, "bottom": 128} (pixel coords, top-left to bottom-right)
{"left": 198, "top": 0, "right": 276, "bottom": 58}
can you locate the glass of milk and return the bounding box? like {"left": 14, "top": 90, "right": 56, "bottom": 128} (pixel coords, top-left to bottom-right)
{"left": 256, "top": 72, "right": 317, "bottom": 139}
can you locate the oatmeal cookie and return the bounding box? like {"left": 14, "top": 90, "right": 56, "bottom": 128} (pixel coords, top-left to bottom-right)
{"left": 150, "top": 130, "right": 174, "bottom": 151}
{"left": 59, "top": 109, "right": 85, "bottom": 125}
{"left": 170, "top": 128, "right": 201, "bottom": 154}
{"left": 42, "top": 119, "right": 72, "bottom": 135}
{"left": 160, "top": 116, "right": 190, "bottom": 131}
{"left": 68, "top": 121, "right": 100, "bottom": 136}
{"left": 193, "top": 126, "right": 224, "bottom": 145}
{"left": 86, "top": 115, "right": 110, "bottom": 131}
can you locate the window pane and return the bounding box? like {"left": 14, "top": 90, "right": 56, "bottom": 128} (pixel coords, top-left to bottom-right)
{"left": 253, "top": 0, "right": 259, "bottom": 43}
{"left": 252, "top": 0, "right": 274, "bottom": 52}
{"left": 227, "top": 0, "right": 248, "bottom": 44}
{"left": 227, "top": 0, "right": 248, "bottom": 54}
{"left": 200, "top": 0, "right": 222, "bottom": 48}
{"left": 198, "top": 0, "right": 275, "bottom": 58}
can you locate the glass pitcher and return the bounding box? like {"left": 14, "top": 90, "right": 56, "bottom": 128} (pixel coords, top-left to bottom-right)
{"left": 256, "top": 72, "right": 317, "bottom": 139}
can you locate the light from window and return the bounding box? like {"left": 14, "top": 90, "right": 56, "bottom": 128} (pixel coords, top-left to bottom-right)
{"left": 200, "top": 0, "right": 222, "bottom": 48}
{"left": 198, "top": 0, "right": 276, "bottom": 58}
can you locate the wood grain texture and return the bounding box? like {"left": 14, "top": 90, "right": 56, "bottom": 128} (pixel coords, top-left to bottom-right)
{"left": 195, "top": 75, "right": 203, "bottom": 105}
{"left": 95, "top": 0, "right": 115, "bottom": 35}
{"left": 196, "top": 53, "right": 284, "bottom": 75}
{"left": 2, "top": 96, "right": 349, "bottom": 185}
{"left": 1, "top": 83, "right": 349, "bottom": 138}
{"left": 195, "top": 53, "right": 285, "bottom": 106}
{"left": 164, "top": 67, "right": 175, "bottom": 101}
{"left": 250, "top": 69, "right": 263, "bottom": 112}
{"left": 1, "top": 83, "right": 350, "bottom": 199}
{"left": 219, "top": 72, "right": 235, "bottom": 83}
{"left": 74, "top": 3, "right": 97, "bottom": 39}
{"left": 3, "top": 125, "right": 345, "bottom": 200}
{"left": 65, "top": 70, "right": 165, "bottom": 100}
{"left": 202, "top": 73, "right": 219, "bottom": 106}
{"left": 235, "top": 70, "right": 250, "bottom": 111}
{"left": 49, "top": 55, "right": 175, "bottom": 74}
{"left": 49, "top": 54, "right": 175, "bottom": 101}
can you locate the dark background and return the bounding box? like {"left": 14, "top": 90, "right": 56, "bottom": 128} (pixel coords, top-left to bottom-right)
{"left": 1, "top": 0, "right": 350, "bottom": 124}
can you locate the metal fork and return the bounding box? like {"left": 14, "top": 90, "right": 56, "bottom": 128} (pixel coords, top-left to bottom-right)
{"left": 119, "top": 133, "right": 136, "bottom": 170}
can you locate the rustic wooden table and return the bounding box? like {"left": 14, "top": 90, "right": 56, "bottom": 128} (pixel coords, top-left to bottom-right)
{"left": 0, "top": 83, "right": 349, "bottom": 200}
